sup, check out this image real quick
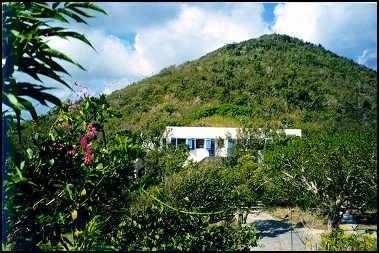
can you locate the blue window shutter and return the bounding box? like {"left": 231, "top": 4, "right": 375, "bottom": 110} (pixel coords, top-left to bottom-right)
{"left": 171, "top": 138, "right": 176, "bottom": 145}
{"left": 206, "top": 138, "right": 211, "bottom": 150}
{"left": 191, "top": 138, "right": 195, "bottom": 149}
{"left": 187, "top": 138, "right": 194, "bottom": 150}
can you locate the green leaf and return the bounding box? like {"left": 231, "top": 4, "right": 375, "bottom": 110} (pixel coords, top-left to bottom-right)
{"left": 20, "top": 161, "right": 25, "bottom": 170}
{"left": 65, "top": 2, "right": 108, "bottom": 16}
{"left": 66, "top": 6, "right": 94, "bottom": 18}
{"left": 52, "top": 2, "right": 61, "bottom": 9}
{"left": 57, "top": 8, "right": 87, "bottom": 24}
{"left": 15, "top": 166, "right": 23, "bottom": 179}
{"left": 96, "top": 163, "right": 103, "bottom": 170}
{"left": 66, "top": 184, "right": 73, "bottom": 200}
{"left": 58, "top": 31, "right": 96, "bottom": 51}
{"left": 16, "top": 83, "right": 63, "bottom": 107}
{"left": 16, "top": 97, "right": 37, "bottom": 120}
{"left": 32, "top": 2, "right": 54, "bottom": 12}
{"left": 81, "top": 188, "right": 86, "bottom": 196}
{"left": 42, "top": 48, "right": 86, "bottom": 71}
{"left": 3, "top": 92, "right": 24, "bottom": 111}
{"left": 49, "top": 159, "right": 54, "bottom": 166}
{"left": 26, "top": 148, "right": 33, "bottom": 159}
{"left": 17, "top": 56, "right": 72, "bottom": 90}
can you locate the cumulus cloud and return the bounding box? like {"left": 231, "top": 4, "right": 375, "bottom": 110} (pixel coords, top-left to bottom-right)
{"left": 271, "top": 2, "right": 377, "bottom": 64}
{"left": 46, "top": 3, "right": 271, "bottom": 94}
{"left": 357, "top": 48, "right": 377, "bottom": 70}
{"left": 131, "top": 3, "right": 270, "bottom": 75}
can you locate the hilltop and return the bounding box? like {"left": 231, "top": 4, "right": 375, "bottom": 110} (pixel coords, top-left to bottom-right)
{"left": 104, "top": 34, "right": 376, "bottom": 136}
{"left": 16, "top": 34, "right": 377, "bottom": 141}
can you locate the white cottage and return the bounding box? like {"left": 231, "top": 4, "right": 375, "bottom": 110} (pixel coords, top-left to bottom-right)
{"left": 162, "top": 126, "right": 301, "bottom": 162}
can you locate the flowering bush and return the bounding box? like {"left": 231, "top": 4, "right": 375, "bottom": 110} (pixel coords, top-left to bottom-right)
{"left": 4, "top": 81, "right": 143, "bottom": 250}
{"left": 319, "top": 226, "right": 377, "bottom": 251}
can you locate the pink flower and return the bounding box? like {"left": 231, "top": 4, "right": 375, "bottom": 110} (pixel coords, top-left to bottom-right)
{"left": 73, "top": 104, "right": 80, "bottom": 109}
{"left": 91, "top": 128, "right": 96, "bottom": 134}
{"left": 72, "top": 145, "right": 78, "bottom": 150}
{"left": 88, "top": 123, "right": 93, "bottom": 128}
{"left": 67, "top": 150, "right": 75, "bottom": 155}
{"left": 62, "top": 123, "right": 72, "bottom": 130}
{"left": 68, "top": 183, "right": 73, "bottom": 188}
{"left": 85, "top": 152, "right": 92, "bottom": 164}
{"left": 84, "top": 146, "right": 92, "bottom": 164}
{"left": 69, "top": 109, "right": 74, "bottom": 114}
{"left": 80, "top": 137, "right": 87, "bottom": 148}
{"left": 87, "top": 131, "right": 95, "bottom": 139}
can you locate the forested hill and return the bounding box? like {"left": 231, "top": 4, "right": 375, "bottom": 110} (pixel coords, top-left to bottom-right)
{"left": 104, "top": 34, "right": 377, "bottom": 136}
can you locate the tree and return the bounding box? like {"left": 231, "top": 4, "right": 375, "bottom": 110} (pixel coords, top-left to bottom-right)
{"left": 263, "top": 129, "right": 377, "bottom": 230}
{"left": 2, "top": 2, "right": 108, "bottom": 141}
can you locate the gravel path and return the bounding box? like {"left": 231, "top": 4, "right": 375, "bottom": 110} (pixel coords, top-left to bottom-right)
{"left": 247, "top": 212, "right": 325, "bottom": 251}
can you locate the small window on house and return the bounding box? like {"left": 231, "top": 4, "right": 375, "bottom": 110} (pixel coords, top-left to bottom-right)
{"left": 171, "top": 138, "right": 177, "bottom": 145}
{"left": 177, "top": 138, "right": 186, "bottom": 145}
{"left": 187, "top": 138, "right": 195, "bottom": 150}
{"left": 196, "top": 139, "right": 204, "bottom": 148}
{"left": 162, "top": 138, "right": 166, "bottom": 146}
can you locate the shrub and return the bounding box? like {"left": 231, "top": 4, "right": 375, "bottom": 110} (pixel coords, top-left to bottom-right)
{"left": 319, "top": 227, "right": 377, "bottom": 251}
{"left": 113, "top": 202, "right": 259, "bottom": 251}
{"left": 4, "top": 86, "right": 143, "bottom": 250}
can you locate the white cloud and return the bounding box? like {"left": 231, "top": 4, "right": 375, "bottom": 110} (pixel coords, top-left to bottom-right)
{"left": 130, "top": 3, "right": 270, "bottom": 76}
{"left": 357, "top": 48, "right": 377, "bottom": 69}
{"left": 46, "top": 3, "right": 271, "bottom": 85}
{"left": 271, "top": 3, "right": 377, "bottom": 55}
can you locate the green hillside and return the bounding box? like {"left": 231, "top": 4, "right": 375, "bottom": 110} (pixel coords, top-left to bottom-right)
{"left": 105, "top": 34, "right": 377, "bottom": 136}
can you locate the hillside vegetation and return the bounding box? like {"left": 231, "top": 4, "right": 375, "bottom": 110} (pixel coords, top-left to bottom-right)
{"left": 104, "top": 34, "right": 377, "bottom": 135}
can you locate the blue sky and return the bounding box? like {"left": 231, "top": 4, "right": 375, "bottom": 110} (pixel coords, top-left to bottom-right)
{"left": 6, "top": 2, "right": 377, "bottom": 119}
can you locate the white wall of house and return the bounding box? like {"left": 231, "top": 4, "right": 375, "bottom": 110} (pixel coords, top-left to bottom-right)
{"left": 162, "top": 126, "right": 302, "bottom": 162}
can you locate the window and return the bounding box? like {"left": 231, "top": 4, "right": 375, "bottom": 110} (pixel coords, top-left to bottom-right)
{"left": 171, "top": 138, "right": 176, "bottom": 145}
{"left": 187, "top": 138, "right": 195, "bottom": 150}
{"left": 162, "top": 138, "right": 166, "bottom": 146}
{"left": 206, "top": 138, "right": 215, "bottom": 157}
{"left": 196, "top": 139, "right": 204, "bottom": 148}
{"left": 177, "top": 138, "right": 186, "bottom": 145}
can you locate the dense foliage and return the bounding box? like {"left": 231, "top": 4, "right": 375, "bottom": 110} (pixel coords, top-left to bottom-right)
{"left": 263, "top": 129, "right": 377, "bottom": 229}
